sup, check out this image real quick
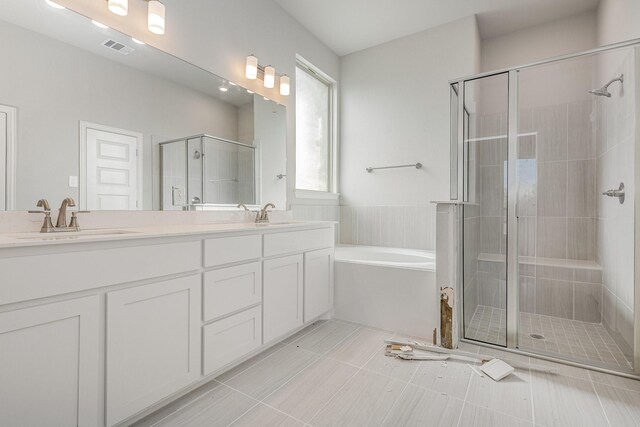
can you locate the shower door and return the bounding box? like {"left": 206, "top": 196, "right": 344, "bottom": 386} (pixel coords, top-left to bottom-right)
{"left": 460, "top": 72, "right": 510, "bottom": 347}
{"left": 453, "top": 43, "right": 637, "bottom": 373}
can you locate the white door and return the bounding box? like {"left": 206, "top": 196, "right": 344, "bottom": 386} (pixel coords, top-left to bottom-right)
{"left": 81, "top": 122, "right": 142, "bottom": 210}
{"left": 263, "top": 254, "right": 304, "bottom": 343}
{"left": 0, "top": 111, "right": 6, "bottom": 210}
{"left": 106, "top": 275, "right": 201, "bottom": 426}
{"left": 0, "top": 296, "right": 100, "bottom": 426}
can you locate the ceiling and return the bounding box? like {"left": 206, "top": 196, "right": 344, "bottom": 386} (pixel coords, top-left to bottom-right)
{"left": 274, "top": 0, "right": 600, "bottom": 56}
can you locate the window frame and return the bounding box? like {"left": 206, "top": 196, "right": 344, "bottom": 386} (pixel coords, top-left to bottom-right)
{"left": 294, "top": 56, "right": 338, "bottom": 202}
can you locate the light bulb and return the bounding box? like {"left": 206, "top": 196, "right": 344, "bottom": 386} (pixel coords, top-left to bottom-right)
{"left": 132, "top": 37, "right": 145, "bottom": 45}
{"left": 108, "top": 0, "right": 128, "bottom": 16}
{"left": 219, "top": 86, "right": 229, "bottom": 92}
{"left": 264, "top": 66, "right": 275, "bottom": 89}
{"left": 246, "top": 55, "right": 258, "bottom": 80}
{"left": 148, "top": 0, "right": 166, "bottom": 35}
{"left": 279, "top": 74, "right": 290, "bottom": 96}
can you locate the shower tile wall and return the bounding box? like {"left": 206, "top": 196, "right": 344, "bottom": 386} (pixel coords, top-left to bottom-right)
{"left": 518, "top": 101, "right": 597, "bottom": 262}
{"left": 596, "top": 51, "right": 636, "bottom": 360}
{"left": 339, "top": 205, "right": 435, "bottom": 250}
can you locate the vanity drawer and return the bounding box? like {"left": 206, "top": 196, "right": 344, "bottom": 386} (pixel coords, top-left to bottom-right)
{"left": 203, "top": 262, "right": 262, "bottom": 321}
{"left": 0, "top": 241, "right": 201, "bottom": 305}
{"left": 203, "top": 305, "right": 262, "bottom": 376}
{"left": 204, "top": 235, "right": 261, "bottom": 267}
{"left": 263, "top": 227, "right": 334, "bottom": 257}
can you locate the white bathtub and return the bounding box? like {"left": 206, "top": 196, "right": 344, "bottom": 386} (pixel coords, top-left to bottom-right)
{"left": 333, "top": 245, "right": 438, "bottom": 338}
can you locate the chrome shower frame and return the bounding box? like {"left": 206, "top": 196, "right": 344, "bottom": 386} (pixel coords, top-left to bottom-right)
{"left": 449, "top": 37, "right": 640, "bottom": 377}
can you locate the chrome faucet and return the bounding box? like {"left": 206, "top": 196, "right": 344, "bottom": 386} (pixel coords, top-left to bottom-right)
{"left": 256, "top": 203, "right": 275, "bottom": 223}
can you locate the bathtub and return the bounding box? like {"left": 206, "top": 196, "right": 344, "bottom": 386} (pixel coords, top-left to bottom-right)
{"left": 333, "top": 245, "right": 438, "bottom": 338}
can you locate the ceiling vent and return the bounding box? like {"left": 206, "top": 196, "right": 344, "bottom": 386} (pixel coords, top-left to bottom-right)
{"left": 101, "top": 39, "right": 134, "bottom": 55}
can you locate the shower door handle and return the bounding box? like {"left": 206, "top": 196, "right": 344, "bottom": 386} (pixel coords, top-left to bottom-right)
{"left": 602, "top": 182, "right": 625, "bottom": 204}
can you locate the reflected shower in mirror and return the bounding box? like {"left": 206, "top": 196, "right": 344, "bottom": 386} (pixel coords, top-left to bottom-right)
{"left": 0, "top": 0, "right": 287, "bottom": 211}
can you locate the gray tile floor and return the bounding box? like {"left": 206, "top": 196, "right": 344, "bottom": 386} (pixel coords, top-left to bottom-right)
{"left": 466, "top": 305, "right": 632, "bottom": 371}
{"left": 135, "top": 319, "right": 640, "bottom": 427}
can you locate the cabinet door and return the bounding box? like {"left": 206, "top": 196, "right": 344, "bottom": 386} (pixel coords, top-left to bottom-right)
{"left": 0, "top": 296, "right": 100, "bottom": 427}
{"left": 304, "top": 248, "right": 334, "bottom": 322}
{"left": 106, "top": 275, "right": 201, "bottom": 426}
{"left": 263, "top": 254, "right": 303, "bottom": 343}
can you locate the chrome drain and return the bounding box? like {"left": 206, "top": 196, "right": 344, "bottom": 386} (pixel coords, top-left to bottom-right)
{"left": 530, "top": 333, "right": 545, "bottom": 340}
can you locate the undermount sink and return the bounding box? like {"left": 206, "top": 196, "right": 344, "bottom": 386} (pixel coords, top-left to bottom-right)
{"left": 11, "top": 229, "right": 139, "bottom": 241}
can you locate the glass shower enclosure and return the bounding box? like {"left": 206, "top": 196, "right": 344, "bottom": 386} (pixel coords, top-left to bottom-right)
{"left": 160, "top": 134, "right": 256, "bottom": 209}
{"left": 451, "top": 41, "right": 639, "bottom": 374}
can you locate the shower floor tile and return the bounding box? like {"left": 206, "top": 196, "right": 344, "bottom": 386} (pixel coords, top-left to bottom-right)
{"left": 466, "top": 305, "right": 633, "bottom": 371}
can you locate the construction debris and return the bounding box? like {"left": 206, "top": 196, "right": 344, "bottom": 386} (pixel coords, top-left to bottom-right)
{"left": 384, "top": 338, "right": 557, "bottom": 382}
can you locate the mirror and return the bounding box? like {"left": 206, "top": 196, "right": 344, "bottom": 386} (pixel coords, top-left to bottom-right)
{"left": 0, "top": 0, "right": 287, "bottom": 211}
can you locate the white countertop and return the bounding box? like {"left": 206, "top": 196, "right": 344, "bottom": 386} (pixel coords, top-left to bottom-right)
{"left": 0, "top": 221, "right": 336, "bottom": 249}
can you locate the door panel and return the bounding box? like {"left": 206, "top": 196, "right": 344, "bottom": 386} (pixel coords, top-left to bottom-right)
{"left": 85, "top": 125, "right": 140, "bottom": 210}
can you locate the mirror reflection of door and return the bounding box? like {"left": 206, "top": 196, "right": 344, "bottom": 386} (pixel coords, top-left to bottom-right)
{"left": 0, "top": 104, "right": 16, "bottom": 211}
{"left": 80, "top": 122, "right": 143, "bottom": 210}
{"left": 0, "top": 110, "right": 6, "bottom": 211}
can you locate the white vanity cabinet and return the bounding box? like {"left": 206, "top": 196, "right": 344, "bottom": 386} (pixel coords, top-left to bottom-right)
{"left": 263, "top": 254, "right": 304, "bottom": 343}
{"left": 0, "top": 296, "right": 100, "bottom": 427}
{"left": 105, "top": 275, "right": 201, "bottom": 426}
{"left": 304, "top": 248, "right": 334, "bottom": 322}
{"left": 0, "top": 222, "right": 334, "bottom": 427}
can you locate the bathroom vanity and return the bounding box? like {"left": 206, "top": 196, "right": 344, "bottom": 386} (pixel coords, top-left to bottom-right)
{"left": 0, "top": 221, "right": 335, "bottom": 426}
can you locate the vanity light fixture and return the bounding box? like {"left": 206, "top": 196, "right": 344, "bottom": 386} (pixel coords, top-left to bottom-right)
{"left": 44, "top": 0, "right": 65, "bottom": 10}
{"left": 264, "top": 66, "right": 275, "bottom": 89}
{"left": 246, "top": 55, "right": 258, "bottom": 80}
{"left": 104, "top": 0, "right": 166, "bottom": 35}
{"left": 131, "top": 37, "right": 145, "bottom": 45}
{"left": 148, "top": 0, "right": 166, "bottom": 35}
{"left": 244, "top": 54, "right": 289, "bottom": 96}
{"left": 92, "top": 20, "right": 110, "bottom": 29}
{"left": 108, "top": 0, "right": 128, "bottom": 16}
{"left": 279, "top": 75, "right": 290, "bottom": 96}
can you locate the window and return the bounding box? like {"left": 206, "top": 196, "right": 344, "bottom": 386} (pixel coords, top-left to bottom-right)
{"left": 295, "top": 60, "right": 334, "bottom": 193}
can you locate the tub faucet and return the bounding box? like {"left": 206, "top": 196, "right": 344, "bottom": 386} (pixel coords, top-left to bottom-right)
{"left": 256, "top": 203, "right": 275, "bottom": 223}
{"left": 56, "top": 197, "right": 76, "bottom": 228}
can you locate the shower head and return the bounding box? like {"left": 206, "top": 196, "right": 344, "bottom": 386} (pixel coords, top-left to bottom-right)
{"left": 589, "top": 74, "right": 624, "bottom": 97}
{"left": 589, "top": 88, "right": 612, "bottom": 97}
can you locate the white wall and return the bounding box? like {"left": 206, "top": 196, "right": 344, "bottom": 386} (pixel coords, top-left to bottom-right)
{"left": 481, "top": 10, "right": 597, "bottom": 72}
{"left": 340, "top": 16, "right": 480, "bottom": 207}
{"left": 55, "top": 0, "right": 341, "bottom": 208}
{"left": 597, "top": 0, "right": 640, "bottom": 46}
{"left": 338, "top": 16, "right": 479, "bottom": 250}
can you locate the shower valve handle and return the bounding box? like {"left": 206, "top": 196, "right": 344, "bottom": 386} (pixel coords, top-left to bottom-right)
{"left": 602, "top": 182, "right": 625, "bottom": 204}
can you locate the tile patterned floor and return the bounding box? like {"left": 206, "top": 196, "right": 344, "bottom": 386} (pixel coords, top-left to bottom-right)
{"left": 466, "top": 305, "right": 632, "bottom": 371}
{"left": 135, "top": 319, "right": 640, "bottom": 427}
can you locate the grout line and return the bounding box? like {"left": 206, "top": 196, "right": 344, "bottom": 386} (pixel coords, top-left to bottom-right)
{"left": 225, "top": 400, "right": 262, "bottom": 427}
{"left": 378, "top": 360, "right": 420, "bottom": 426}
{"left": 455, "top": 359, "right": 475, "bottom": 427}
{"left": 528, "top": 364, "right": 536, "bottom": 426}
{"left": 588, "top": 372, "right": 613, "bottom": 427}
{"left": 305, "top": 340, "right": 383, "bottom": 424}
{"left": 257, "top": 326, "right": 363, "bottom": 403}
